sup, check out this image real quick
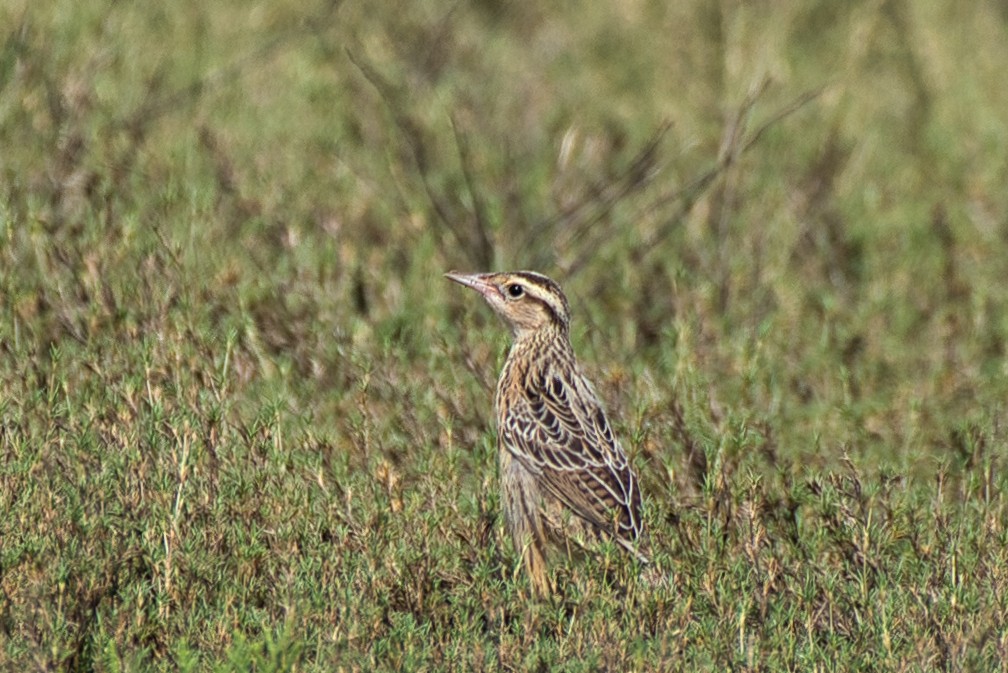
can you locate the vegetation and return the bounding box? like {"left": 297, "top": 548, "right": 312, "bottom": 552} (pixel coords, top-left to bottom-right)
{"left": 2, "top": 0, "right": 1007, "bottom": 670}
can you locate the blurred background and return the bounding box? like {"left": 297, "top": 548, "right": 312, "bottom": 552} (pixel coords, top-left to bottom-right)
{"left": 5, "top": 0, "right": 1005, "bottom": 466}
{"left": 2, "top": 0, "right": 1007, "bottom": 668}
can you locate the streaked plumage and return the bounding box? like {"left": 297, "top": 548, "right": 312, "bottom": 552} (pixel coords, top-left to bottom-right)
{"left": 445, "top": 270, "right": 647, "bottom": 595}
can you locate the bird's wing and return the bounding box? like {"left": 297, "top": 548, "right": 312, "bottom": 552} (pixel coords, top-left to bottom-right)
{"left": 500, "top": 367, "right": 644, "bottom": 553}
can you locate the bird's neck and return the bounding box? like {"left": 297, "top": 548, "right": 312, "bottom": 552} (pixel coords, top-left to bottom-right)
{"left": 496, "top": 325, "right": 578, "bottom": 422}
{"left": 513, "top": 322, "right": 568, "bottom": 349}
{"left": 506, "top": 325, "right": 574, "bottom": 373}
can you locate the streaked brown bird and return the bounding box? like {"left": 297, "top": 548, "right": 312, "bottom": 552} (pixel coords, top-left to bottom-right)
{"left": 445, "top": 270, "right": 647, "bottom": 595}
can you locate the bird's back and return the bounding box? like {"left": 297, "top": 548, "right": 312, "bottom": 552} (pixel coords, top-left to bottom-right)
{"left": 495, "top": 329, "right": 646, "bottom": 560}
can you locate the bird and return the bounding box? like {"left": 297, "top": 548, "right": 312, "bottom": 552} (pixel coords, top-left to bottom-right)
{"left": 445, "top": 270, "right": 647, "bottom": 596}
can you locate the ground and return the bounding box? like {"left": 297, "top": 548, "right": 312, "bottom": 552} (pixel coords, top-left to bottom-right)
{"left": 2, "top": 1, "right": 1008, "bottom": 670}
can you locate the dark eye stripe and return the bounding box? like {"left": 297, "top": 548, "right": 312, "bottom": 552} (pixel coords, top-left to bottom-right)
{"left": 524, "top": 294, "right": 565, "bottom": 326}
{"left": 512, "top": 274, "right": 569, "bottom": 323}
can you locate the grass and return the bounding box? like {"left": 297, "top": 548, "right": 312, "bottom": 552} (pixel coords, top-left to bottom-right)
{"left": 2, "top": 0, "right": 1008, "bottom": 670}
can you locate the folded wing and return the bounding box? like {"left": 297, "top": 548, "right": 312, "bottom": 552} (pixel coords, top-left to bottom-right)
{"left": 501, "top": 367, "right": 645, "bottom": 559}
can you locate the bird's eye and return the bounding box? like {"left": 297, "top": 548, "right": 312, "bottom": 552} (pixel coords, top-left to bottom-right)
{"left": 507, "top": 284, "right": 524, "bottom": 298}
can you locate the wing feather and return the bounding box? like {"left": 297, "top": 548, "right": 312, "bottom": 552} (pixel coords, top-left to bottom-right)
{"left": 501, "top": 365, "right": 644, "bottom": 550}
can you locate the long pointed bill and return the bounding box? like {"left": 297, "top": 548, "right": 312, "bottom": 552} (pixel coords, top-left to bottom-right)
{"left": 444, "top": 271, "right": 499, "bottom": 300}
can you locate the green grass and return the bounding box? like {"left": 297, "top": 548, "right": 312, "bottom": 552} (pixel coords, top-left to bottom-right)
{"left": 3, "top": 0, "right": 1008, "bottom": 670}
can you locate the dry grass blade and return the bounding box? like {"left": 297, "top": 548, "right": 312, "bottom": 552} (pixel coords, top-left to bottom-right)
{"left": 532, "top": 122, "right": 671, "bottom": 274}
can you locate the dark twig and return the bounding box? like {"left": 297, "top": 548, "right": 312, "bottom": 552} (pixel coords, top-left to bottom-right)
{"left": 348, "top": 50, "right": 492, "bottom": 268}
{"left": 630, "top": 84, "right": 826, "bottom": 261}
{"left": 524, "top": 122, "right": 670, "bottom": 274}
{"left": 709, "top": 78, "right": 771, "bottom": 309}
{"left": 451, "top": 114, "right": 495, "bottom": 268}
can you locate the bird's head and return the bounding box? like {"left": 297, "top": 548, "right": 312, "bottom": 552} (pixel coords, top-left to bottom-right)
{"left": 444, "top": 270, "right": 570, "bottom": 338}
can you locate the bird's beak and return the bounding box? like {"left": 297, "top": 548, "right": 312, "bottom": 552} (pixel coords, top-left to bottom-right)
{"left": 444, "top": 271, "right": 498, "bottom": 300}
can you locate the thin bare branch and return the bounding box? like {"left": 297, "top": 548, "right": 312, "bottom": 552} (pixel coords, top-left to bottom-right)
{"left": 630, "top": 84, "right": 827, "bottom": 260}
{"left": 348, "top": 49, "right": 489, "bottom": 268}
{"left": 451, "top": 114, "right": 495, "bottom": 268}
{"left": 530, "top": 122, "right": 671, "bottom": 274}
